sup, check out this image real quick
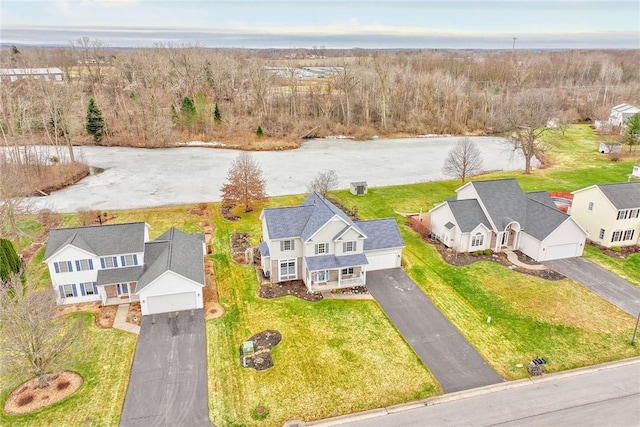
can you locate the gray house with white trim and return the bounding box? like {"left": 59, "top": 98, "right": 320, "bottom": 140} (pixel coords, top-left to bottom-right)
{"left": 258, "top": 192, "right": 404, "bottom": 292}
{"left": 44, "top": 222, "right": 205, "bottom": 315}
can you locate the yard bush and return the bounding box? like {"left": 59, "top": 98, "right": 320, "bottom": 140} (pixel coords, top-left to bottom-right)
{"left": 610, "top": 246, "right": 622, "bottom": 252}
{"left": 483, "top": 249, "right": 492, "bottom": 256}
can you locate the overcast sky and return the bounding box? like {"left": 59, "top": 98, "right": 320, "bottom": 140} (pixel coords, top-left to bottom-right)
{"left": 1, "top": 0, "right": 639, "bottom": 49}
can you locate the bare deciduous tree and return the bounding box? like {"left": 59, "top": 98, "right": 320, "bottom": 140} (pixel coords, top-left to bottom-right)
{"left": 0, "top": 274, "right": 85, "bottom": 388}
{"left": 220, "top": 152, "right": 267, "bottom": 212}
{"left": 308, "top": 170, "right": 339, "bottom": 197}
{"left": 442, "top": 137, "right": 484, "bottom": 183}
{"left": 504, "top": 90, "right": 555, "bottom": 174}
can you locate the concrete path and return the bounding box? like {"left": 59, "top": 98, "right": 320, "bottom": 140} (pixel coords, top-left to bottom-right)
{"left": 120, "top": 309, "right": 212, "bottom": 426}
{"left": 112, "top": 304, "right": 140, "bottom": 335}
{"left": 366, "top": 269, "right": 505, "bottom": 393}
{"left": 320, "top": 291, "right": 374, "bottom": 300}
{"left": 544, "top": 257, "right": 640, "bottom": 316}
{"left": 504, "top": 250, "right": 547, "bottom": 271}
{"left": 307, "top": 358, "right": 640, "bottom": 427}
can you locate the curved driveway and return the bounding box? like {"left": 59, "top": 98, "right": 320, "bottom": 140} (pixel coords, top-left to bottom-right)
{"left": 366, "top": 269, "right": 504, "bottom": 393}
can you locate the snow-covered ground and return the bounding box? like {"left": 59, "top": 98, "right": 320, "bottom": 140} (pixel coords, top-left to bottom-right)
{"left": 24, "top": 136, "right": 533, "bottom": 212}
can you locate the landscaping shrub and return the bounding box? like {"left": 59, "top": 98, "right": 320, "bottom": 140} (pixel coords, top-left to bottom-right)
{"left": 610, "top": 246, "right": 622, "bottom": 252}
{"left": 483, "top": 249, "right": 492, "bottom": 255}
{"left": 608, "top": 152, "right": 622, "bottom": 162}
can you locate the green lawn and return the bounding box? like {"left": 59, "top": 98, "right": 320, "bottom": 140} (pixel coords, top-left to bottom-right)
{"left": 0, "top": 314, "right": 136, "bottom": 426}
{"left": 582, "top": 245, "right": 640, "bottom": 288}
{"left": 206, "top": 200, "right": 438, "bottom": 426}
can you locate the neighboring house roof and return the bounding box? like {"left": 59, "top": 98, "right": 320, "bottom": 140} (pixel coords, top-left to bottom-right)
{"left": 596, "top": 182, "right": 640, "bottom": 209}
{"left": 97, "top": 266, "right": 144, "bottom": 286}
{"left": 525, "top": 191, "right": 558, "bottom": 209}
{"left": 258, "top": 242, "right": 270, "bottom": 257}
{"left": 448, "top": 199, "right": 492, "bottom": 232}
{"left": 356, "top": 218, "right": 405, "bottom": 250}
{"left": 261, "top": 192, "right": 366, "bottom": 241}
{"left": 611, "top": 103, "right": 640, "bottom": 114}
{"left": 136, "top": 228, "right": 205, "bottom": 293}
{"left": 306, "top": 253, "right": 369, "bottom": 271}
{"left": 44, "top": 222, "right": 147, "bottom": 261}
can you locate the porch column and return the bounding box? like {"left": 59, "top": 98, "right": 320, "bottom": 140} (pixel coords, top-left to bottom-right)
{"left": 338, "top": 271, "right": 341, "bottom": 288}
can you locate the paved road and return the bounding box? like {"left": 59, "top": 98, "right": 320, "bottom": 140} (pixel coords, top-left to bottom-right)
{"left": 366, "top": 269, "right": 505, "bottom": 393}
{"left": 544, "top": 257, "right": 640, "bottom": 317}
{"left": 23, "top": 136, "right": 527, "bottom": 212}
{"left": 120, "top": 309, "right": 212, "bottom": 427}
{"left": 314, "top": 359, "right": 640, "bottom": 427}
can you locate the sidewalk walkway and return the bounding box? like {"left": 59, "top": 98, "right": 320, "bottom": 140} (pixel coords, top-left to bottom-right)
{"left": 320, "top": 291, "right": 374, "bottom": 300}
{"left": 505, "top": 250, "right": 548, "bottom": 271}
{"left": 113, "top": 304, "right": 140, "bottom": 335}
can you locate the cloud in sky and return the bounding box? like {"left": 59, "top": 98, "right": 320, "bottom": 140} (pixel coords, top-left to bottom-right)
{"left": 1, "top": 0, "right": 638, "bottom": 48}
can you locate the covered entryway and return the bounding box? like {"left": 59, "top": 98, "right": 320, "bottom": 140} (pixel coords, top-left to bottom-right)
{"left": 544, "top": 243, "right": 579, "bottom": 261}
{"left": 365, "top": 251, "right": 401, "bottom": 271}
{"left": 146, "top": 291, "right": 197, "bottom": 315}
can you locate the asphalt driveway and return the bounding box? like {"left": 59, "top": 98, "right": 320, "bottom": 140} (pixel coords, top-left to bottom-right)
{"left": 366, "top": 269, "right": 504, "bottom": 393}
{"left": 544, "top": 257, "right": 640, "bottom": 317}
{"left": 120, "top": 309, "right": 212, "bottom": 427}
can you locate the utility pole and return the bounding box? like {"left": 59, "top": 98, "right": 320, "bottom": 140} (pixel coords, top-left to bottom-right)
{"left": 632, "top": 309, "right": 640, "bottom": 345}
{"left": 511, "top": 37, "right": 517, "bottom": 62}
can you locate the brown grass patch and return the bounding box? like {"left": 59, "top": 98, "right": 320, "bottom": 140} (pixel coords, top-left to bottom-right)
{"left": 54, "top": 302, "right": 116, "bottom": 328}
{"left": 4, "top": 371, "right": 83, "bottom": 415}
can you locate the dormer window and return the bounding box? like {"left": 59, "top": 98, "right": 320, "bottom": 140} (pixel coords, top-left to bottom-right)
{"left": 343, "top": 241, "right": 357, "bottom": 253}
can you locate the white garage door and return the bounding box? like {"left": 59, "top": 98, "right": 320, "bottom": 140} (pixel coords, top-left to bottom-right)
{"left": 147, "top": 291, "right": 197, "bottom": 315}
{"left": 366, "top": 251, "right": 401, "bottom": 271}
{"left": 544, "top": 243, "right": 579, "bottom": 261}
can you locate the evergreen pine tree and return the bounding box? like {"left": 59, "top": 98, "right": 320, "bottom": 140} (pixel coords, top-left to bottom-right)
{"left": 180, "top": 96, "right": 197, "bottom": 123}
{"left": 0, "top": 238, "right": 22, "bottom": 285}
{"left": 256, "top": 124, "right": 264, "bottom": 137}
{"left": 214, "top": 103, "right": 222, "bottom": 124}
{"left": 86, "top": 97, "right": 105, "bottom": 142}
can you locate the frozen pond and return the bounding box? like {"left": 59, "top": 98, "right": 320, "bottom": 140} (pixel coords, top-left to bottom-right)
{"left": 25, "top": 136, "right": 532, "bottom": 212}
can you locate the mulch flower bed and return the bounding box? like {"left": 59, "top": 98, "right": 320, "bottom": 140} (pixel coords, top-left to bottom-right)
{"left": 240, "top": 330, "right": 282, "bottom": 371}
{"left": 590, "top": 241, "right": 640, "bottom": 259}
{"left": 258, "top": 279, "right": 323, "bottom": 301}
{"left": 231, "top": 232, "right": 252, "bottom": 264}
{"left": 3, "top": 371, "right": 83, "bottom": 415}
{"left": 220, "top": 204, "right": 240, "bottom": 221}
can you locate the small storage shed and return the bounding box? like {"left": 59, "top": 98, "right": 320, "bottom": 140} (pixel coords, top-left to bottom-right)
{"left": 350, "top": 181, "right": 368, "bottom": 196}
{"left": 599, "top": 142, "right": 622, "bottom": 154}
{"left": 633, "top": 164, "right": 640, "bottom": 178}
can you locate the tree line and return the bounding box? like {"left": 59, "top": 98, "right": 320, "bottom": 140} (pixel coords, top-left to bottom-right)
{"left": 1, "top": 42, "right": 639, "bottom": 147}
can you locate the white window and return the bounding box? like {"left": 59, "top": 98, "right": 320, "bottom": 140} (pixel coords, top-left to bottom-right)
{"left": 612, "top": 231, "right": 622, "bottom": 242}
{"left": 101, "top": 256, "right": 117, "bottom": 268}
{"left": 623, "top": 229, "right": 635, "bottom": 241}
{"left": 599, "top": 228, "right": 605, "bottom": 239}
{"left": 630, "top": 209, "right": 639, "bottom": 219}
{"left": 588, "top": 202, "right": 594, "bottom": 211}
{"left": 315, "top": 243, "right": 328, "bottom": 255}
{"left": 316, "top": 270, "right": 328, "bottom": 282}
{"left": 471, "top": 233, "right": 484, "bottom": 247}
{"left": 280, "top": 240, "right": 294, "bottom": 251}
{"left": 82, "top": 282, "right": 96, "bottom": 295}
{"left": 75, "top": 259, "right": 94, "bottom": 271}
{"left": 343, "top": 241, "right": 357, "bottom": 253}
{"left": 617, "top": 210, "right": 628, "bottom": 220}
{"left": 120, "top": 254, "right": 138, "bottom": 267}
{"left": 279, "top": 259, "right": 296, "bottom": 280}
{"left": 341, "top": 267, "right": 355, "bottom": 275}
{"left": 61, "top": 284, "right": 75, "bottom": 298}
{"left": 54, "top": 261, "right": 72, "bottom": 273}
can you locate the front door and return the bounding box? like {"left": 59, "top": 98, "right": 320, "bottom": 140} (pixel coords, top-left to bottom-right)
{"left": 116, "top": 283, "right": 129, "bottom": 296}
{"left": 501, "top": 231, "right": 510, "bottom": 246}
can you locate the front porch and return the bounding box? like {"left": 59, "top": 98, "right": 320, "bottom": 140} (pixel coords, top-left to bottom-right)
{"left": 309, "top": 275, "right": 366, "bottom": 292}
{"left": 103, "top": 294, "right": 140, "bottom": 306}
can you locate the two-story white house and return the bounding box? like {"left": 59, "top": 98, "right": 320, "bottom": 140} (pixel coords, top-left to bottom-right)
{"left": 43, "top": 222, "right": 206, "bottom": 315}
{"left": 571, "top": 182, "right": 640, "bottom": 248}
{"left": 258, "top": 192, "right": 404, "bottom": 292}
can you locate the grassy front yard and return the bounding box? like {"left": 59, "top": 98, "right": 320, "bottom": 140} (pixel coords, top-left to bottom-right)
{"left": 0, "top": 314, "right": 136, "bottom": 426}
{"left": 206, "top": 200, "right": 437, "bottom": 426}
{"left": 582, "top": 245, "right": 640, "bottom": 288}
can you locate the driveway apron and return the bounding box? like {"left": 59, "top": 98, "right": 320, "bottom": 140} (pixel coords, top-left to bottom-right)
{"left": 366, "top": 269, "right": 504, "bottom": 393}
{"left": 120, "top": 309, "right": 212, "bottom": 427}
{"left": 544, "top": 257, "right": 640, "bottom": 317}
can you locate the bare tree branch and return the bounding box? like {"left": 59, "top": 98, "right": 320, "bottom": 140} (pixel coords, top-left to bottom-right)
{"left": 442, "top": 137, "right": 484, "bottom": 183}
{"left": 220, "top": 152, "right": 267, "bottom": 212}
{"left": 308, "top": 170, "right": 339, "bottom": 197}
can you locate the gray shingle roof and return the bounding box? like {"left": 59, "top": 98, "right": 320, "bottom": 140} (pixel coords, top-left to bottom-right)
{"left": 258, "top": 241, "right": 270, "bottom": 257}
{"left": 448, "top": 199, "right": 492, "bottom": 232}
{"left": 470, "top": 179, "right": 527, "bottom": 229}
{"left": 97, "top": 266, "right": 144, "bottom": 286}
{"left": 355, "top": 218, "right": 405, "bottom": 250}
{"left": 526, "top": 191, "right": 557, "bottom": 208}
{"left": 44, "top": 222, "right": 147, "bottom": 260}
{"left": 305, "top": 253, "right": 369, "bottom": 271}
{"left": 597, "top": 182, "right": 640, "bottom": 209}
{"left": 136, "top": 228, "right": 205, "bottom": 293}
{"left": 261, "top": 192, "right": 365, "bottom": 241}
{"left": 524, "top": 199, "right": 572, "bottom": 240}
